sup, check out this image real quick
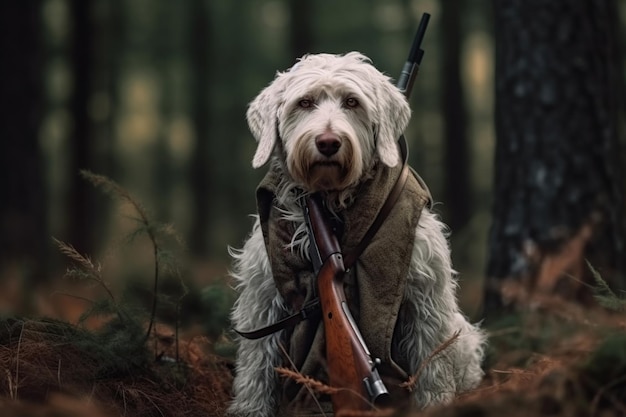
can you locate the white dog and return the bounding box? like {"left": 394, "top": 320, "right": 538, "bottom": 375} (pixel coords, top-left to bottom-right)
{"left": 227, "top": 52, "right": 485, "bottom": 417}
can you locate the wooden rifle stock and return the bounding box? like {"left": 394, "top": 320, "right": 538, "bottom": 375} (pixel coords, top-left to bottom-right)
{"left": 304, "top": 194, "right": 389, "bottom": 412}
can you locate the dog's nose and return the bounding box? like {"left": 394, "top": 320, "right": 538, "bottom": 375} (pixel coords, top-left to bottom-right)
{"left": 315, "top": 133, "right": 341, "bottom": 157}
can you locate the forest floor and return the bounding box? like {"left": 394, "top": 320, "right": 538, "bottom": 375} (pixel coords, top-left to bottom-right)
{"left": 0, "top": 282, "right": 624, "bottom": 417}
{"left": 2, "top": 174, "right": 623, "bottom": 416}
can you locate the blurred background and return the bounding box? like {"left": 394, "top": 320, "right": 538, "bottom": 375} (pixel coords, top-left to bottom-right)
{"left": 0, "top": 0, "right": 624, "bottom": 327}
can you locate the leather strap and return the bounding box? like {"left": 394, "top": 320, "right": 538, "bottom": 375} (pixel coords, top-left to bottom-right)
{"left": 343, "top": 135, "right": 410, "bottom": 269}
{"left": 234, "top": 298, "right": 320, "bottom": 339}
{"left": 235, "top": 137, "right": 412, "bottom": 340}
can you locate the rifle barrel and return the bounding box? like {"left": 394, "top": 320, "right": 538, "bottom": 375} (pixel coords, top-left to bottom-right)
{"left": 397, "top": 12, "right": 431, "bottom": 98}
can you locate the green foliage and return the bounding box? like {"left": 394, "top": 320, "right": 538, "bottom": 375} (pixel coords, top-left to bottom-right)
{"left": 581, "top": 333, "right": 626, "bottom": 385}
{"left": 485, "top": 310, "right": 582, "bottom": 369}
{"left": 80, "top": 170, "right": 188, "bottom": 341}
{"left": 92, "top": 314, "right": 150, "bottom": 375}
{"left": 201, "top": 284, "right": 236, "bottom": 341}
{"left": 55, "top": 171, "right": 190, "bottom": 361}
{"left": 577, "top": 332, "right": 626, "bottom": 413}
{"left": 587, "top": 261, "right": 626, "bottom": 312}
{"left": 0, "top": 316, "right": 149, "bottom": 378}
{"left": 77, "top": 298, "right": 123, "bottom": 324}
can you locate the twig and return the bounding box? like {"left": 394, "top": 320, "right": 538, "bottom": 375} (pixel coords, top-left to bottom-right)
{"left": 145, "top": 227, "right": 159, "bottom": 344}
{"left": 79, "top": 171, "right": 161, "bottom": 343}
{"left": 174, "top": 270, "right": 188, "bottom": 365}
{"left": 274, "top": 367, "right": 383, "bottom": 415}
{"left": 400, "top": 329, "right": 461, "bottom": 392}
{"left": 278, "top": 342, "right": 329, "bottom": 416}
{"left": 336, "top": 409, "right": 396, "bottom": 417}
{"left": 275, "top": 367, "right": 340, "bottom": 395}
{"left": 590, "top": 374, "right": 626, "bottom": 415}
{"left": 276, "top": 343, "right": 381, "bottom": 413}
{"left": 121, "top": 384, "right": 127, "bottom": 417}
{"left": 50, "top": 291, "right": 96, "bottom": 306}
{"left": 491, "top": 368, "right": 535, "bottom": 375}
{"left": 13, "top": 321, "right": 25, "bottom": 400}
{"left": 57, "top": 358, "right": 62, "bottom": 387}
{"left": 5, "top": 369, "right": 14, "bottom": 401}
{"left": 488, "top": 326, "right": 522, "bottom": 338}
{"left": 137, "top": 389, "right": 166, "bottom": 417}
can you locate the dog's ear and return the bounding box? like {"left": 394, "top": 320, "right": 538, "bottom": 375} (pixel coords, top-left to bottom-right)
{"left": 247, "top": 75, "right": 285, "bottom": 168}
{"left": 375, "top": 81, "right": 411, "bottom": 167}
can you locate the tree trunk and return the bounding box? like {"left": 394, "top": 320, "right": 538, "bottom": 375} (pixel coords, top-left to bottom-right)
{"left": 189, "top": 0, "right": 212, "bottom": 256}
{"left": 154, "top": 2, "right": 174, "bottom": 223}
{"left": 0, "top": 2, "right": 47, "bottom": 285}
{"left": 69, "top": 0, "right": 96, "bottom": 255}
{"left": 289, "top": 0, "right": 314, "bottom": 58}
{"left": 485, "top": 0, "right": 625, "bottom": 314}
{"left": 440, "top": 0, "right": 471, "bottom": 232}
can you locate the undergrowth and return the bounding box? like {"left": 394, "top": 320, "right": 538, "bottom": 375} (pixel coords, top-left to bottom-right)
{"left": 1, "top": 170, "right": 625, "bottom": 417}
{"left": 0, "top": 171, "right": 233, "bottom": 416}
{"left": 414, "top": 267, "right": 626, "bottom": 417}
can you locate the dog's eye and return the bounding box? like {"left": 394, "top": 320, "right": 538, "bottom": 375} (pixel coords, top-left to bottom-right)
{"left": 298, "top": 99, "right": 313, "bottom": 108}
{"left": 344, "top": 97, "right": 359, "bottom": 108}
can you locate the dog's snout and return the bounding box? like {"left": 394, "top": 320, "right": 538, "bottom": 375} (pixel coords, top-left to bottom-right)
{"left": 315, "top": 133, "right": 341, "bottom": 157}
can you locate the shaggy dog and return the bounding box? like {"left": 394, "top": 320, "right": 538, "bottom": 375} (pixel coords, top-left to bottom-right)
{"left": 227, "top": 52, "right": 485, "bottom": 417}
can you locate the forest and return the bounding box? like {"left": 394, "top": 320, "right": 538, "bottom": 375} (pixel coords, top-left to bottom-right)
{"left": 0, "top": 0, "right": 625, "bottom": 416}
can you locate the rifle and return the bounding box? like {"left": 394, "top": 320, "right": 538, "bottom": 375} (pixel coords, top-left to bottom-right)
{"left": 304, "top": 193, "right": 389, "bottom": 410}
{"left": 303, "top": 13, "right": 430, "bottom": 413}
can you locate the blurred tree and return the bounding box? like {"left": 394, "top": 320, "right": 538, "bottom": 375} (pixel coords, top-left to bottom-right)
{"left": 484, "top": 0, "right": 625, "bottom": 315}
{"left": 289, "top": 0, "right": 314, "bottom": 58}
{"left": 440, "top": 0, "right": 471, "bottom": 232}
{"left": 89, "top": 0, "right": 122, "bottom": 234}
{"left": 189, "top": 0, "right": 212, "bottom": 257}
{"left": 154, "top": 1, "right": 175, "bottom": 223}
{"left": 68, "top": 0, "right": 97, "bottom": 255}
{"left": 90, "top": 0, "right": 121, "bottom": 176}
{"left": 0, "top": 3, "right": 47, "bottom": 284}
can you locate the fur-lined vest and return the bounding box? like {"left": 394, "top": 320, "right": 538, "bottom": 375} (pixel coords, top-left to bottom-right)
{"left": 256, "top": 161, "right": 431, "bottom": 416}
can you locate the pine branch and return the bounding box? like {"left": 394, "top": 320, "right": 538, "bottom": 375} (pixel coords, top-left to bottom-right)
{"left": 55, "top": 171, "right": 188, "bottom": 368}
{"left": 80, "top": 170, "right": 161, "bottom": 343}
{"left": 80, "top": 170, "right": 150, "bottom": 224}
{"left": 587, "top": 260, "right": 626, "bottom": 311}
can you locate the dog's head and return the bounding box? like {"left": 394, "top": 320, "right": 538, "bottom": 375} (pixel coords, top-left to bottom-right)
{"left": 247, "top": 52, "right": 411, "bottom": 192}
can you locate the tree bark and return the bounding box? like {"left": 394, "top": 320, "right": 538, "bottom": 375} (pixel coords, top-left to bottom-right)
{"left": 485, "top": 0, "right": 625, "bottom": 314}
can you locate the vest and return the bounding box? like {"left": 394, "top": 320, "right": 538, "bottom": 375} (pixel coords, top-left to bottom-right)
{"left": 256, "top": 161, "right": 431, "bottom": 416}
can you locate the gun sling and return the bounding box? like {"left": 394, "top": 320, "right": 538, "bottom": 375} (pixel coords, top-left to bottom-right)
{"left": 234, "top": 135, "right": 431, "bottom": 340}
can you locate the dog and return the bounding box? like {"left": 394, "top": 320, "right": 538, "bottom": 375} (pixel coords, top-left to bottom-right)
{"left": 227, "top": 52, "right": 485, "bottom": 417}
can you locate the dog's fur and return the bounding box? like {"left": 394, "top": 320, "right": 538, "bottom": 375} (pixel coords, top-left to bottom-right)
{"left": 227, "top": 52, "right": 485, "bottom": 416}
